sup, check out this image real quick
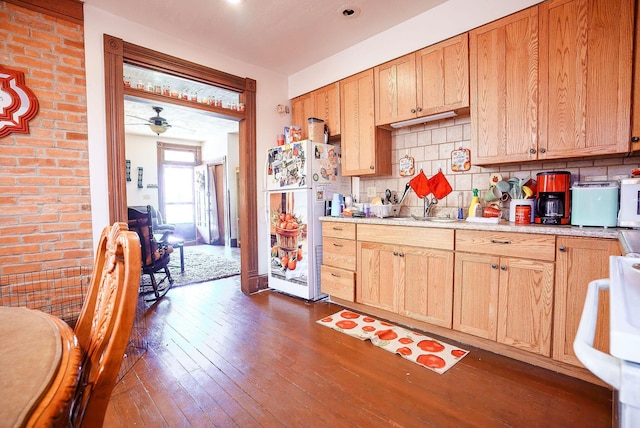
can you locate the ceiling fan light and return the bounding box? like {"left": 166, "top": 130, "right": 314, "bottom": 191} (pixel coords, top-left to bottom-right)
{"left": 149, "top": 124, "right": 168, "bottom": 135}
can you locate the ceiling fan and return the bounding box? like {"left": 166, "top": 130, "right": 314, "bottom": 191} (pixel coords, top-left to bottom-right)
{"left": 127, "top": 106, "right": 172, "bottom": 135}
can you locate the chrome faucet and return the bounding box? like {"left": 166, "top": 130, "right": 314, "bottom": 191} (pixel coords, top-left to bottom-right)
{"left": 424, "top": 196, "right": 438, "bottom": 217}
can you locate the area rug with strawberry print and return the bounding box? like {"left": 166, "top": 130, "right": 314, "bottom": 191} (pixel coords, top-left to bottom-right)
{"left": 317, "top": 309, "right": 468, "bottom": 374}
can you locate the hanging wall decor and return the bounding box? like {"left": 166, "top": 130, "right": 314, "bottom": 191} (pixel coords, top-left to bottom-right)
{"left": 0, "top": 66, "right": 39, "bottom": 138}
{"left": 125, "top": 160, "right": 131, "bottom": 181}
{"left": 137, "top": 167, "right": 143, "bottom": 188}
{"left": 399, "top": 154, "right": 415, "bottom": 176}
{"left": 451, "top": 146, "right": 471, "bottom": 172}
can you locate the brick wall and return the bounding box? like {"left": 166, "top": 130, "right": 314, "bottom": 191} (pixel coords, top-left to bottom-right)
{"left": 360, "top": 114, "right": 640, "bottom": 218}
{"left": 0, "top": 1, "right": 93, "bottom": 275}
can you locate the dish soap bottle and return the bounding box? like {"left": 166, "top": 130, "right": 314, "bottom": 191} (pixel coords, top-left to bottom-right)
{"left": 468, "top": 188, "right": 481, "bottom": 217}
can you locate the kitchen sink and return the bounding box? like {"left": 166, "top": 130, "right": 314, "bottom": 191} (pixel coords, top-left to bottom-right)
{"left": 424, "top": 217, "right": 460, "bottom": 223}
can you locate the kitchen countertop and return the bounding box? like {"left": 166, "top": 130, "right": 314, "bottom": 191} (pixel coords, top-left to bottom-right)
{"left": 320, "top": 215, "right": 623, "bottom": 239}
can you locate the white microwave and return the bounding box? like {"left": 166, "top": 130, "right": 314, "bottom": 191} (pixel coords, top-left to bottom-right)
{"left": 619, "top": 178, "right": 640, "bottom": 227}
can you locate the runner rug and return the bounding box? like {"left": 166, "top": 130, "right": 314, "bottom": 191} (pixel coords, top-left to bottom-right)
{"left": 317, "top": 309, "right": 469, "bottom": 374}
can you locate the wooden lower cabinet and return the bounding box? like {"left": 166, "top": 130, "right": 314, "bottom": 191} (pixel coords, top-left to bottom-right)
{"left": 453, "top": 230, "right": 555, "bottom": 357}
{"left": 320, "top": 222, "right": 356, "bottom": 301}
{"left": 553, "top": 236, "right": 621, "bottom": 367}
{"left": 357, "top": 241, "right": 454, "bottom": 327}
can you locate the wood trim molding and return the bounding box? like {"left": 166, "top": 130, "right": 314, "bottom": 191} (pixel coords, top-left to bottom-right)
{"left": 4, "top": 0, "right": 83, "bottom": 24}
{"left": 103, "top": 34, "right": 262, "bottom": 295}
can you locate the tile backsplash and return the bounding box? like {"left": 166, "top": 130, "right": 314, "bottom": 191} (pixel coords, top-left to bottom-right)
{"left": 357, "top": 113, "right": 640, "bottom": 218}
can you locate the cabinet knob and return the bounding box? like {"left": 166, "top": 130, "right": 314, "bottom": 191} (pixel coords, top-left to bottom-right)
{"left": 529, "top": 148, "right": 536, "bottom": 154}
{"left": 500, "top": 265, "right": 507, "bottom": 271}
{"left": 559, "top": 246, "right": 566, "bottom": 252}
{"left": 399, "top": 252, "right": 404, "bottom": 257}
{"left": 410, "top": 108, "right": 416, "bottom": 114}
{"left": 370, "top": 165, "right": 375, "bottom": 169}
{"left": 632, "top": 136, "right": 639, "bottom": 142}
{"left": 332, "top": 243, "right": 343, "bottom": 247}
{"left": 393, "top": 251, "right": 398, "bottom": 256}
{"left": 330, "top": 273, "right": 341, "bottom": 278}
{"left": 491, "top": 263, "right": 498, "bottom": 269}
{"left": 416, "top": 107, "right": 422, "bottom": 112}
{"left": 539, "top": 147, "right": 547, "bottom": 154}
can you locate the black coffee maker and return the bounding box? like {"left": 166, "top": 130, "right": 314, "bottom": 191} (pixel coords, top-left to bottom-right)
{"left": 534, "top": 171, "right": 571, "bottom": 225}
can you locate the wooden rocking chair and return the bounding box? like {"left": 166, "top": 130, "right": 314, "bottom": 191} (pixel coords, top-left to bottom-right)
{"left": 127, "top": 206, "right": 174, "bottom": 300}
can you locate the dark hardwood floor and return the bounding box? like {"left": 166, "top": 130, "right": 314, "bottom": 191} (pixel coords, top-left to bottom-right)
{"left": 104, "top": 275, "right": 612, "bottom": 427}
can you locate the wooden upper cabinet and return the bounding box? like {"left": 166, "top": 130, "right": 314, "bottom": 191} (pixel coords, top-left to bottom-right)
{"left": 312, "top": 82, "right": 340, "bottom": 137}
{"left": 340, "top": 69, "right": 391, "bottom": 176}
{"left": 375, "top": 33, "right": 469, "bottom": 127}
{"left": 375, "top": 53, "right": 417, "bottom": 125}
{"left": 416, "top": 33, "right": 469, "bottom": 117}
{"left": 470, "top": 6, "right": 540, "bottom": 165}
{"left": 633, "top": 0, "right": 640, "bottom": 150}
{"left": 538, "top": 0, "right": 633, "bottom": 159}
{"left": 291, "top": 92, "right": 313, "bottom": 140}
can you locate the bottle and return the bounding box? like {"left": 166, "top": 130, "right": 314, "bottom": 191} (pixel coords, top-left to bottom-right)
{"left": 468, "top": 188, "right": 481, "bottom": 217}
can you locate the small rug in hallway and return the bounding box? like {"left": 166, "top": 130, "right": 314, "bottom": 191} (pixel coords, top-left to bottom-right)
{"left": 317, "top": 310, "right": 468, "bottom": 374}
{"left": 139, "top": 248, "right": 241, "bottom": 289}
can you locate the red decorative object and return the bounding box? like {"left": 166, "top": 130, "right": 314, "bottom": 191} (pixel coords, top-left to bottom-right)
{"left": 0, "top": 66, "right": 39, "bottom": 138}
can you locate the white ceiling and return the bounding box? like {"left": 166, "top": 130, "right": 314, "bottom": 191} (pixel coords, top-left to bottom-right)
{"left": 86, "top": 0, "right": 448, "bottom": 141}
{"left": 83, "top": 0, "right": 448, "bottom": 76}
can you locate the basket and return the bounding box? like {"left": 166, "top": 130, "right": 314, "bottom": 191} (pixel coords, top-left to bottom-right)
{"left": 369, "top": 204, "right": 401, "bottom": 218}
{"left": 275, "top": 227, "right": 300, "bottom": 250}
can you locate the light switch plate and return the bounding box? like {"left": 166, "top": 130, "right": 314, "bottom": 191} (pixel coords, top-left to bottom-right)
{"left": 366, "top": 187, "right": 376, "bottom": 197}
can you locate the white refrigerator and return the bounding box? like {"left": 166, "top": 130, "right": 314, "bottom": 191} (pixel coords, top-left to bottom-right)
{"left": 265, "top": 140, "right": 350, "bottom": 300}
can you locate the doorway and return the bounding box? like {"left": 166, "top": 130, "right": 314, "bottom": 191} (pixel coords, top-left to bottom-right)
{"left": 103, "top": 34, "right": 261, "bottom": 294}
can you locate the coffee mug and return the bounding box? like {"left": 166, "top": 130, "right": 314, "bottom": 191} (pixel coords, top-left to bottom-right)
{"left": 484, "top": 186, "right": 502, "bottom": 202}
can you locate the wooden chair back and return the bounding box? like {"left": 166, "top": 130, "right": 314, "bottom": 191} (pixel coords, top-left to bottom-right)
{"left": 71, "top": 222, "right": 141, "bottom": 427}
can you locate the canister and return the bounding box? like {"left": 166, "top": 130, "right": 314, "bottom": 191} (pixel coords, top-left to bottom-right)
{"left": 570, "top": 181, "right": 619, "bottom": 227}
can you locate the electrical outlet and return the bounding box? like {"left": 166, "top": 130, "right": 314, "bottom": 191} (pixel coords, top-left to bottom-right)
{"left": 366, "top": 187, "right": 376, "bottom": 198}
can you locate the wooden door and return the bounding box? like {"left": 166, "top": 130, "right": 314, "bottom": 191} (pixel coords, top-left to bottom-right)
{"left": 416, "top": 33, "right": 469, "bottom": 117}
{"left": 469, "top": 6, "right": 539, "bottom": 164}
{"left": 312, "top": 82, "right": 340, "bottom": 136}
{"left": 496, "top": 257, "right": 555, "bottom": 356}
{"left": 291, "top": 93, "right": 313, "bottom": 139}
{"left": 453, "top": 252, "right": 500, "bottom": 340}
{"left": 374, "top": 53, "right": 417, "bottom": 126}
{"left": 340, "top": 69, "right": 379, "bottom": 176}
{"left": 554, "top": 237, "right": 621, "bottom": 366}
{"left": 632, "top": 0, "right": 640, "bottom": 150}
{"left": 357, "top": 242, "right": 397, "bottom": 312}
{"left": 401, "top": 247, "right": 454, "bottom": 328}
{"left": 538, "top": 0, "right": 633, "bottom": 159}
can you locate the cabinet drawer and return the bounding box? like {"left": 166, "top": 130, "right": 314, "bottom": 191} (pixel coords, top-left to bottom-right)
{"left": 323, "top": 237, "right": 356, "bottom": 270}
{"left": 358, "top": 224, "right": 454, "bottom": 250}
{"left": 455, "top": 230, "right": 555, "bottom": 261}
{"left": 323, "top": 222, "right": 356, "bottom": 240}
{"left": 321, "top": 265, "right": 355, "bottom": 301}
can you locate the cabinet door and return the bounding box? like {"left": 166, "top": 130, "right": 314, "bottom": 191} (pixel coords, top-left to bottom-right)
{"left": 539, "top": 0, "right": 633, "bottom": 159}
{"left": 497, "top": 258, "right": 555, "bottom": 356}
{"left": 291, "top": 93, "right": 313, "bottom": 139}
{"left": 453, "top": 252, "right": 500, "bottom": 340}
{"left": 313, "top": 82, "right": 340, "bottom": 137}
{"left": 554, "top": 237, "right": 621, "bottom": 366}
{"left": 340, "top": 69, "right": 391, "bottom": 176}
{"left": 401, "top": 247, "right": 454, "bottom": 328}
{"left": 417, "top": 33, "right": 469, "bottom": 117}
{"left": 374, "top": 53, "right": 417, "bottom": 126}
{"left": 632, "top": 0, "right": 640, "bottom": 150}
{"left": 357, "top": 242, "right": 397, "bottom": 312}
{"left": 469, "top": 6, "right": 539, "bottom": 164}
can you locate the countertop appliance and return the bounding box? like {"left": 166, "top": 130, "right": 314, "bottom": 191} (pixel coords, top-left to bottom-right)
{"left": 574, "top": 254, "right": 640, "bottom": 427}
{"left": 571, "top": 181, "right": 619, "bottom": 228}
{"left": 265, "top": 140, "right": 350, "bottom": 300}
{"left": 535, "top": 171, "right": 571, "bottom": 225}
{"left": 619, "top": 178, "right": 640, "bottom": 227}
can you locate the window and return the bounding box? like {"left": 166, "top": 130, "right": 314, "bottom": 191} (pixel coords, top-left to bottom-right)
{"left": 157, "top": 143, "right": 201, "bottom": 225}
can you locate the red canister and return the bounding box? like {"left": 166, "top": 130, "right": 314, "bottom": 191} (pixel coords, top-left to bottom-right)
{"left": 515, "top": 205, "right": 531, "bottom": 224}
